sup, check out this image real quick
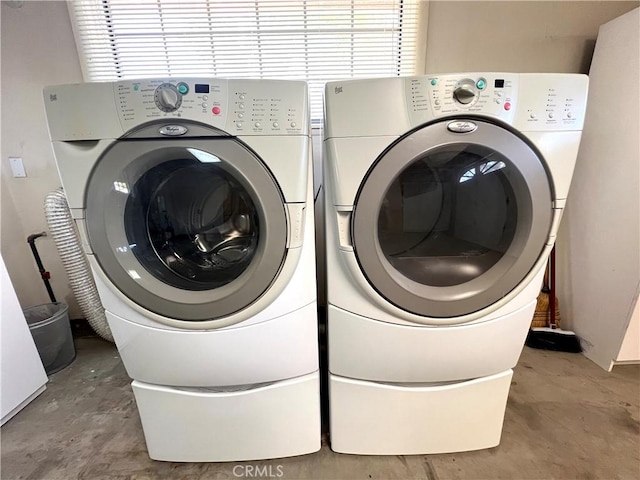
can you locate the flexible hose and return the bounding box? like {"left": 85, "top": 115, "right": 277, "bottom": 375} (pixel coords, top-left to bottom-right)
{"left": 44, "top": 189, "right": 114, "bottom": 342}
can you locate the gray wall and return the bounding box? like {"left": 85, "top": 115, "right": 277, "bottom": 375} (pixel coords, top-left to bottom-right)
{"left": 1, "top": 1, "right": 83, "bottom": 317}
{"left": 423, "top": 1, "right": 639, "bottom": 74}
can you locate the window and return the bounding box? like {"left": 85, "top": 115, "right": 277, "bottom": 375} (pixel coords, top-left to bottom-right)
{"left": 459, "top": 160, "right": 507, "bottom": 183}
{"left": 69, "top": 0, "right": 421, "bottom": 121}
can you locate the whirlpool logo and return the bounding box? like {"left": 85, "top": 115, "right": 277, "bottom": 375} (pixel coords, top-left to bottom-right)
{"left": 159, "top": 125, "right": 188, "bottom": 136}
{"left": 447, "top": 121, "right": 477, "bottom": 134}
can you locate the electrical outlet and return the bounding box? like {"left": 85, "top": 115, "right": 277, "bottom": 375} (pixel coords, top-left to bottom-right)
{"left": 9, "top": 157, "right": 27, "bottom": 178}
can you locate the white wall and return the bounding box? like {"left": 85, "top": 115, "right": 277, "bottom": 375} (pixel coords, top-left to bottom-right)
{"left": 1, "top": 1, "right": 83, "bottom": 317}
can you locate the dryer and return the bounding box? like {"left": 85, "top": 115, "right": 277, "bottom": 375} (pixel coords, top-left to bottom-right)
{"left": 323, "top": 73, "right": 588, "bottom": 454}
{"left": 44, "top": 78, "right": 320, "bottom": 462}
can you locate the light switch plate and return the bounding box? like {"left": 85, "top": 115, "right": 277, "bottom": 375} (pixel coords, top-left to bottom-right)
{"left": 9, "top": 157, "right": 27, "bottom": 178}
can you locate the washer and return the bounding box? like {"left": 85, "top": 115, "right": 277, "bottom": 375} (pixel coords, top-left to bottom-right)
{"left": 44, "top": 78, "right": 320, "bottom": 462}
{"left": 323, "top": 73, "right": 588, "bottom": 454}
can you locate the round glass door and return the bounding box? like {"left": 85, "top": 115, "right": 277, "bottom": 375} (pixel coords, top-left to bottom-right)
{"left": 353, "top": 119, "right": 553, "bottom": 318}
{"left": 86, "top": 138, "right": 288, "bottom": 322}
{"left": 124, "top": 158, "right": 258, "bottom": 291}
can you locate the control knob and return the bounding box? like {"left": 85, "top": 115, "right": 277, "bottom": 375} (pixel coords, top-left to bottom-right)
{"left": 154, "top": 83, "right": 182, "bottom": 112}
{"left": 453, "top": 79, "right": 478, "bottom": 105}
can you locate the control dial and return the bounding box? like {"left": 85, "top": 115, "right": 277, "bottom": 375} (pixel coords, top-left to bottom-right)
{"left": 154, "top": 83, "right": 182, "bottom": 112}
{"left": 453, "top": 79, "right": 478, "bottom": 105}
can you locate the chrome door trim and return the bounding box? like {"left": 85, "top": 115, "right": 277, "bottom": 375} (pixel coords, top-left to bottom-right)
{"left": 85, "top": 137, "right": 287, "bottom": 322}
{"left": 352, "top": 118, "right": 552, "bottom": 317}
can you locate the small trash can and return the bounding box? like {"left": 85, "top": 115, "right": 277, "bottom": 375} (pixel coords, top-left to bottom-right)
{"left": 24, "top": 302, "right": 76, "bottom": 375}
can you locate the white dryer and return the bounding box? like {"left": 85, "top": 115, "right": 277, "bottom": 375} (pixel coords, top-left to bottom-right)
{"left": 44, "top": 78, "right": 320, "bottom": 462}
{"left": 323, "top": 73, "right": 588, "bottom": 454}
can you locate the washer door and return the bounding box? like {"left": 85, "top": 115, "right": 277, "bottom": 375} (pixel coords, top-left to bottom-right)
{"left": 352, "top": 118, "right": 553, "bottom": 318}
{"left": 85, "top": 138, "right": 287, "bottom": 322}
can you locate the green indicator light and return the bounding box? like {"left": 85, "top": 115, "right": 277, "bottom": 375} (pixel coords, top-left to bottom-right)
{"left": 177, "top": 83, "right": 189, "bottom": 94}
{"left": 133, "top": 84, "right": 139, "bottom": 91}
{"left": 476, "top": 79, "right": 486, "bottom": 90}
{"left": 430, "top": 79, "right": 437, "bottom": 86}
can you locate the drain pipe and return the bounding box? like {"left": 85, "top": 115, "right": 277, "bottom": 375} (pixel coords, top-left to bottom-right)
{"left": 27, "top": 232, "right": 57, "bottom": 303}
{"left": 44, "top": 189, "right": 114, "bottom": 343}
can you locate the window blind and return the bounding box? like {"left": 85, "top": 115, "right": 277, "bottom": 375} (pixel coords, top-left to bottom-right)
{"left": 69, "top": 0, "right": 420, "bottom": 121}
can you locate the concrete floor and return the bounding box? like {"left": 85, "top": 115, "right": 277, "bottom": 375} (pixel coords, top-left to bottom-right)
{"left": 1, "top": 337, "right": 638, "bottom": 480}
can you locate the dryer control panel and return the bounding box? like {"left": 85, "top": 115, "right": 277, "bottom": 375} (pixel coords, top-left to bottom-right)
{"left": 323, "top": 73, "right": 588, "bottom": 139}
{"left": 409, "top": 74, "right": 518, "bottom": 122}
{"left": 406, "top": 73, "right": 588, "bottom": 132}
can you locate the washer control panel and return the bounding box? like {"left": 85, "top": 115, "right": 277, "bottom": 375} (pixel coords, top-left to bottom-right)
{"left": 115, "top": 78, "right": 307, "bottom": 135}
{"left": 406, "top": 73, "right": 588, "bottom": 131}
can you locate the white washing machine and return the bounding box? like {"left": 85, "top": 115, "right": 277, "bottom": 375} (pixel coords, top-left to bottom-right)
{"left": 323, "top": 73, "right": 588, "bottom": 454}
{"left": 43, "top": 78, "right": 320, "bottom": 462}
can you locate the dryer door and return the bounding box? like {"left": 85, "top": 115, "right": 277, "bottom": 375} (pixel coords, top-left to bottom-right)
{"left": 85, "top": 138, "right": 288, "bottom": 322}
{"left": 352, "top": 118, "right": 553, "bottom": 318}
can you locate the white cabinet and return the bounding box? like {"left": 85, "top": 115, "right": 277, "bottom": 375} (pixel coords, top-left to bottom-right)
{"left": 1, "top": 254, "right": 48, "bottom": 425}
